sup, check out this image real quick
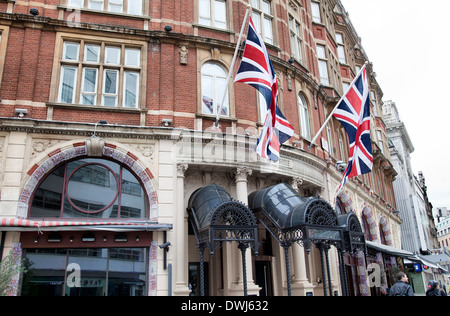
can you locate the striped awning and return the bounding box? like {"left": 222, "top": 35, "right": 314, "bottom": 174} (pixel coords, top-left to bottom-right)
{"left": 0, "top": 218, "right": 172, "bottom": 232}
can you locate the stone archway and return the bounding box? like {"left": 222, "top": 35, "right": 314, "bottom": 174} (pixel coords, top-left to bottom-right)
{"left": 361, "top": 204, "right": 379, "bottom": 243}
{"left": 379, "top": 216, "right": 393, "bottom": 247}
{"left": 336, "top": 190, "right": 354, "bottom": 214}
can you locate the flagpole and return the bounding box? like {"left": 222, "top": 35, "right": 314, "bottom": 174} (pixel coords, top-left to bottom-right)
{"left": 307, "top": 61, "right": 369, "bottom": 150}
{"left": 214, "top": 4, "right": 252, "bottom": 128}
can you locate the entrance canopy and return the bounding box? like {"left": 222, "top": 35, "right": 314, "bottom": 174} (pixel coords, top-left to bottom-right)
{"left": 188, "top": 183, "right": 259, "bottom": 296}
{"left": 188, "top": 184, "right": 259, "bottom": 255}
{"left": 248, "top": 183, "right": 343, "bottom": 251}
{"left": 337, "top": 212, "right": 366, "bottom": 254}
{"left": 249, "top": 183, "right": 367, "bottom": 296}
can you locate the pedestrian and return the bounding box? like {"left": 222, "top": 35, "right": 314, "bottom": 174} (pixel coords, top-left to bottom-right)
{"left": 426, "top": 280, "right": 441, "bottom": 296}
{"left": 441, "top": 285, "right": 448, "bottom": 296}
{"left": 388, "top": 272, "right": 414, "bottom": 296}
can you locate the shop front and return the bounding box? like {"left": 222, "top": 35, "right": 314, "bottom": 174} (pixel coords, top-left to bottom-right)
{"left": 0, "top": 140, "right": 170, "bottom": 296}
{"left": 21, "top": 230, "right": 152, "bottom": 296}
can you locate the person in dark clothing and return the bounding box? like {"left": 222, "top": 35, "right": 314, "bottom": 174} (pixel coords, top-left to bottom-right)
{"left": 426, "top": 280, "right": 441, "bottom": 296}
{"left": 389, "top": 272, "right": 414, "bottom": 296}
{"left": 441, "top": 285, "right": 448, "bottom": 296}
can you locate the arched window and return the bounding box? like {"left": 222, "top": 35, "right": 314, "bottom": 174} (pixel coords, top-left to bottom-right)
{"left": 338, "top": 131, "right": 346, "bottom": 161}
{"left": 201, "top": 62, "right": 229, "bottom": 117}
{"left": 379, "top": 222, "right": 388, "bottom": 245}
{"left": 29, "top": 158, "right": 148, "bottom": 219}
{"left": 335, "top": 197, "right": 346, "bottom": 215}
{"left": 298, "top": 93, "right": 310, "bottom": 140}
{"left": 326, "top": 121, "right": 334, "bottom": 156}
{"left": 361, "top": 213, "right": 373, "bottom": 241}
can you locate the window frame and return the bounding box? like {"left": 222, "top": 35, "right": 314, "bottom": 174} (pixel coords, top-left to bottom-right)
{"left": 326, "top": 121, "right": 334, "bottom": 156}
{"left": 198, "top": 0, "right": 228, "bottom": 30}
{"left": 251, "top": 0, "right": 274, "bottom": 45}
{"left": 298, "top": 93, "right": 311, "bottom": 140}
{"left": 288, "top": 15, "right": 304, "bottom": 64}
{"left": 23, "top": 247, "right": 149, "bottom": 296}
{"left": 66, "top": 0, "right": 144, "bottom": 16}
{"left": 311, "top": 1, "right": 321, "bottom": 24}
{"left": 51, "top": 33, "right": 147, "bottom": 110}
{"left": 200, "top": 61, "right": 230, "bottom": 117}
{"left": 317, "top": 44, "right": 330, "bottom": 86}
{"left": 29, "top": 158, "right": 149, "bottom": 220}
{"left": 336, "top": 33, "right": 346, "bottom": 64}
{"left": 338, "top": 130, "right": 346, "bottom": 162}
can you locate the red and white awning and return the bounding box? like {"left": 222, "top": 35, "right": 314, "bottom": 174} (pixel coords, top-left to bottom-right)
{"left": 0, "top": 218, "right": 172, "bottom": 232}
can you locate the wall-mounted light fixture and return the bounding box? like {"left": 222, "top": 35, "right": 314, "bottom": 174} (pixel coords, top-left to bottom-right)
{"left": 164, "top": 25, "right": 173, "bottom": 32}
{"left": 162, "top": 119, "right": 173, "bottom": 127}
{"left": 335, "top": 161, "right": 347, "bottom": 172}
{"left": 15, "top": 109, "right": 28, "bottom": 118}
{"left": 160, "top": 231, "right": 171, "bottom": 270}
{"left": 159, "top": 242, "right": 171, "bottom": 250}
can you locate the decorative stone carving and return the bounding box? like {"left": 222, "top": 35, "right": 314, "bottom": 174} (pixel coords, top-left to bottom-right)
{"left": 287, "top": 70, "right": 293, "bottom": 91}
{"left": 234, "top": 167, "right": 252, "bottom": 182}
{"left": 177, "top": 163, "right": 189, "bottom": 178}
{"left": 31, "top": 139, "right": 61, "bottom": 159}
{"left": 134, "top": 144, "right": 155, "bottom": 164}
{"left": 291, "top": 177, "right": 304, "bottom": 192}
{"left": 180, "top": 45, "right": 188, "bottom": 65}
{"left": 86, "top": 137, "right": 105, "bottom": 157}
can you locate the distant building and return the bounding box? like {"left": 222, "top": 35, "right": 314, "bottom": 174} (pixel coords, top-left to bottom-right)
{"left": 437, "top": 215, "right": 450, "bottom": 252}
{"left": 384, "top": 100, "right": 438, "bottom": 254}
{"left": 435, "top": 207, "right": 450, "bottom": 224}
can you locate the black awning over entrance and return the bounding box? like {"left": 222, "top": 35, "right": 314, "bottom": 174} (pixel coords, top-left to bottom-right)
{"left": 337, "top": 211, "right": 366, "bottom": 254}
{"left": 188, "top": 184, "right": 259, "bottom": 296}
{"left": 249, "top": 183, "right": 365, "bottom": 296}
{"left": 248, "top": 183, "right": 342, "bottom": 252}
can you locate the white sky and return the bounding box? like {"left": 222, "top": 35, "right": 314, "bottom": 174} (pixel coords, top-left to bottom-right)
{"left": 340, "top": 0, "right": 450, "bottom": 208}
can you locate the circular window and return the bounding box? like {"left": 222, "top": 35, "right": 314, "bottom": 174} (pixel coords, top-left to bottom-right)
{"left": 66, "top": 162, "right": 119, "bottom": 214}
{"left": 30, "top": 158, "right": 148, "bottom": 219}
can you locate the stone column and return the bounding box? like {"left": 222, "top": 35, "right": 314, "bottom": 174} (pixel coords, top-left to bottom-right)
{"left": 227, "top": 167, "right": 260, "bottom": 296}
{"left": 234, "top": 167, "right": 252, "bottom": 203}
{"left": 290, "top": 177, "right": 314, "bottom": 295}
{"left": 174, "top": 163, "right": 190, "bottom": 295}
{"left": 291, "top": 243, "right": 314, "bottom": 295}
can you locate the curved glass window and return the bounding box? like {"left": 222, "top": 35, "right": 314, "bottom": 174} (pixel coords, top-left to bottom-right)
{"left": 30, "top": 158, "right": 148, "bottom": 219}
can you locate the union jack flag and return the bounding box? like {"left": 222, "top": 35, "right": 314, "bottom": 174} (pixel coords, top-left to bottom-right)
{"left": 234, "top": 18, "right": 294, "bottom": 162}
{"left": 333, "top": 67, "right": 373, "bottom": 192}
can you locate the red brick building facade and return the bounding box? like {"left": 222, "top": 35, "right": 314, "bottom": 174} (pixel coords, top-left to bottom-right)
{"left": 0, "top": 0, "right": 401, "bottom": 296}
